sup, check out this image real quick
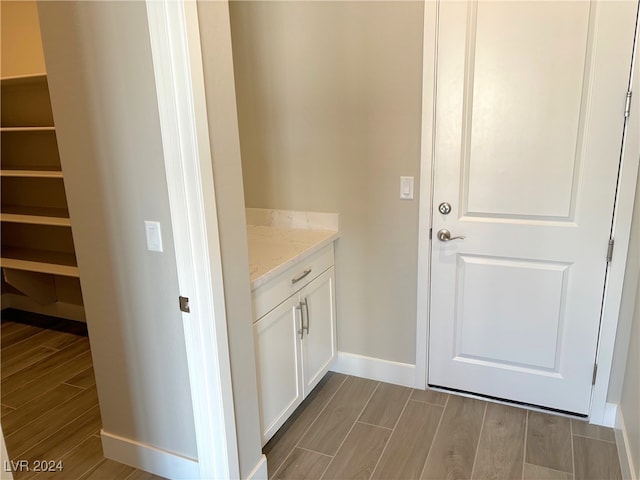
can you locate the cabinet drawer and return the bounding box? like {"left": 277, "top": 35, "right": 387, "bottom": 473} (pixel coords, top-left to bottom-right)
{"left": 253, "top": 244, "right": 334, "bottom": 321}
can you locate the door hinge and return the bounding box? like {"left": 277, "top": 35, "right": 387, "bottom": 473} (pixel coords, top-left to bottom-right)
{"left": 606, "top": 238, "right": 615, "bottom": 263}
{"left": 179, "top": 296, "right": 190, "bottom": 313}
{"left": 625, "top": 90, "right": 632, "bottom": 118}
{"left": 429, "top": 228, "right": 433, "bottom": 240}
{"left": 592, "top": 363, "right": 598, "bottom": 385}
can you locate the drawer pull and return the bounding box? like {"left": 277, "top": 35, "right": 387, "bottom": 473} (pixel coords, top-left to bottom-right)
{"left": 291, "top": 268, "right": 312, "bottom": 284}
{"left": 301, "top": 297, "right": 310, "bottom": 335}
{"left": 296, "top": 302, "right": 304, "bottom": 339}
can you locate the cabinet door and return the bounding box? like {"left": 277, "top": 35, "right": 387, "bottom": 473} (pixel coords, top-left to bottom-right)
{"left": 300, "top": 267, "right": 336, "bottom": 397}
{"left": 254, "top": 296, "right": 303, "bottom": 444}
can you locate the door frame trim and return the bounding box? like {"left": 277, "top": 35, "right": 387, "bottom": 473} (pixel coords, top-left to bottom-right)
{"left": 146, "top": 1, "right": 240, "bottom": 477}
{"left": 415, "top": 1, "right": 640, "bottom": 424}
{"left": 414, "top": 0, "right": 438, "bottom": 391}
{"left": 590, "top": 6, "right": 640, "bottom": 424}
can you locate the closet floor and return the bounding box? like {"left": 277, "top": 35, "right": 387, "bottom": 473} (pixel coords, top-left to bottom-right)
{"left": 264, "top": 372, "right": 623, "bottom": 480}
{"left": 1, "top": 311, "right": 166, "bottom": 480}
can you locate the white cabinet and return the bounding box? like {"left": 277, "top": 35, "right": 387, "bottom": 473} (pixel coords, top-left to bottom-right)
{"left": 253, "top": 244, "right": 336, "bottom": 445}
{"left": 254, "top": 295, "right": 303, "bottom": 444}
{"left": 300, "top": 269, "right": 336, "bottom": 396}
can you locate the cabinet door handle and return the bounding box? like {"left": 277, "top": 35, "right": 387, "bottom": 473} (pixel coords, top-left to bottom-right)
{"left": 301, "top": 297, "right": 310, "bottom": 335}
{"left": 296, "top": 302, "right": 304, "bottom": 339}
{"left": 291, "top": 268, "right": 312, "bottom": 284}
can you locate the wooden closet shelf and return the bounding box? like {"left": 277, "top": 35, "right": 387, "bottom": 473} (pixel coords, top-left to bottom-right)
{"left": 0, "top": 126, "right": 55, "bottom": 132}
{"left": 0, "top": 169, "right": 63, "bottom": 178}
{"left": 0, "top": 248, "right": 79, "bottom": 277}
{"left": 0, "top": 73, "right": 47, "bottom": 84}
{"left": 1, "top": 206, "right": 71, "bottom": 226}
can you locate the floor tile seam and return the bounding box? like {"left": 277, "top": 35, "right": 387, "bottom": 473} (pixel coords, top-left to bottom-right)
{"left": 525, "top": 458, "right": 574, "bottom": 476}
{"left": 78, "top": 459, "right": 106, "bottom": 480}
{"left": 571, "top": 432, "right": 617, "bottom": 445}
{"left": 76, "top": 463, "right": 112, "bottom": 480}
{"left": 318, "top": 451, "right": 335, "bottom": 480}
{"left": 417, "top": 393, "right": 450, "bottom": 479}
{"left": 9, "top": 403, "right": 101, "bottom": 460}
{"left": 295, "top": 445, "right": 334, "bottom": 459}
{"left": 1, "top": 329, "right": 46, "bottom": 351}
{"left": 57, "top": 436, "right": 104, "bottom": 480}
{"left": 323, "top": 380, "right": 381, "bottom": 462}
{"left": 570, "top": 414, "right": 576, "bottom": 476}
{"left": 0, "top": 323, "right": 44, "bottom": 345}
{"left": 369, "top": 386, "right": 414, "bottom": 479}
{"left": 294, "top": 373, "right": 349, "bottom": 446}
{"left": 61, "top": 382, "right": 87, "bottom": 390}
{"left": 40, "top": 346, "right": 60, "bottom": 353}
{"left": 3, "top": 384, "right": 92, "bottom": 441}
{"left": 353, "top": 380, "right": 380, "bottom": 426}
{"left": 523, "top": 462, "right": 577, "bottom": 477}
{"left": 272, "top": 374, "right": 349, "bottom": 477}
{"left": 2, "top": 349, "right": 92, "bottom": 398}
{"left": 317, "top": 462, "right": 331, "bottom": 480}
{"left": 521, "top": 410, "right": 529, "bottom": 480}
{"left": 355, "top": 420, "right": 393, "bottom": 431}
{"left": 122, "top": 469, "right": 137, "bottom": 480}
{"left": 469, "top": 402, "right": 488, "bottom": 479}
{"left": 1, "top": 347, "right": 63, "bottom": 380}
{"left": 408, "top": 397, "right": 448, "bottom": 408}
{"left": 2, "top": 343, "right": 57, "bottom": 362}
{"left": 11, "top": 405, "right": 101, "bottom": 462}
{"left": 12, "top": 436, "right": 78, "bottom": 480}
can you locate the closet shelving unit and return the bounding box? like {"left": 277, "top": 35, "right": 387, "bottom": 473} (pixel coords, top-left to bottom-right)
{"left": 1, "top": 72, "right": 84, "bottom": 317}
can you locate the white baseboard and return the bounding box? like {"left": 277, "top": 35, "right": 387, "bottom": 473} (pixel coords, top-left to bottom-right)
{"left": 245, "top": 454, "right": 267, "bottom": 480}
{"left": 101, "top": 430, "right": 198, "bottom": 480}
{"left": 330, "top": 351, "right": 416, "bottom": 388}
{"left": 615, "top": 407, "right": 637, "bottom": 480}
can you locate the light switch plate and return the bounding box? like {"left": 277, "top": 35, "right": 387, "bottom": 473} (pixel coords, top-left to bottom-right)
{"left": 400, "top": 176, "right": 414, "bottom": 200}
{"left": 145, "top": 221, "right": 163, "bottom": 252}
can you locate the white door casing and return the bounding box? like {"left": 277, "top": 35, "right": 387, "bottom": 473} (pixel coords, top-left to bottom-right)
{"left": 428, "top": 1, "right": 638, "bottom": 415}
{"left": 146, "top": 1, "right": 240, "bottom": 477}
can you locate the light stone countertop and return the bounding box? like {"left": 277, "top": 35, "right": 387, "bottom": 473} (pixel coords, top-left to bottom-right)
{"left": 246, "top": 209, "right": 339, "bottom": 290}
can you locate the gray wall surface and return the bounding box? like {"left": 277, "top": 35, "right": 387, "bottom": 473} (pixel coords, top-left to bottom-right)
{"left": 620, "top": 279, "right": 639, "bottom": 478}
{"left": 229, "top": 1, "right": 425, "bottom": 364}
{"left": 38, "top": 1, "right": 197, "bottom": 459}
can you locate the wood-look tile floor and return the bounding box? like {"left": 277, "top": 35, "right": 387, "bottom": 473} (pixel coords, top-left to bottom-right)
{"left": 264, "top": 372, "right": 623, "bottom": 480}
{"left": 1, "top": 313, "right": 166, "bottom": 480}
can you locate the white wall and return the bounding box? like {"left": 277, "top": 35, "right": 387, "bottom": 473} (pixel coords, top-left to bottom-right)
{"left": 229, "top": 1, "right": 425, "bottom": 365}
{"left": 38, "top": 0, "right": 197, "bottom": 461}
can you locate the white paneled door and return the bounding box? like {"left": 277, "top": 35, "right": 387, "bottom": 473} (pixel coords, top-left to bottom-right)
{"left": 428, "top": 1, "right": 638, "bottom": 414}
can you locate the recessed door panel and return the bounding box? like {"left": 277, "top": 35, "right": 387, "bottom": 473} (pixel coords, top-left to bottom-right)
{"left": 464, "top": 2, "right": 591, "bottom": 219}
{"left": 455, "top": 255, "right": 568, "bottom": 371}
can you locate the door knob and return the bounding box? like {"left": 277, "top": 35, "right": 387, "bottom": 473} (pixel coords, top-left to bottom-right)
{"left": 437, "top": 229, "right": 466, "bottom": 242}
